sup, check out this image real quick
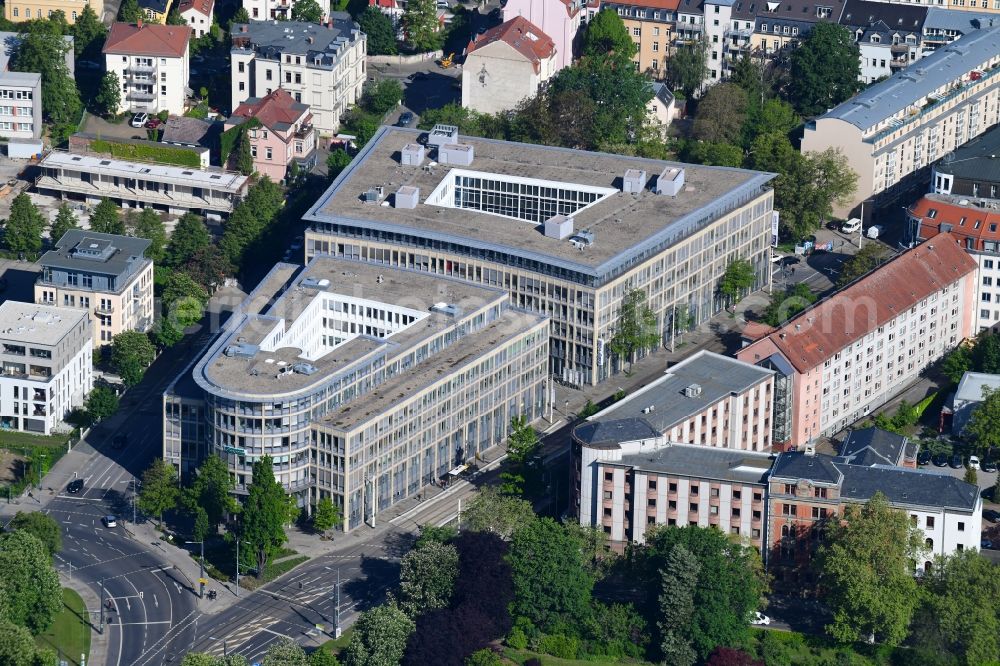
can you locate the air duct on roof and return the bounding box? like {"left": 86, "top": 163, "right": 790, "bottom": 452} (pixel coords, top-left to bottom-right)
{"left": 683, "top": 383, "right": 703, "bottom": 398}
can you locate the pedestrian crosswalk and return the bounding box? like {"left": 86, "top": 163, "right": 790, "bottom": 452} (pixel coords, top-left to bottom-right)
{"left": 204, "top": 617, "right": 277, "bottom": 657}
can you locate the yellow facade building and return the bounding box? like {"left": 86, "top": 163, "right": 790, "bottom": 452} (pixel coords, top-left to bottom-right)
{"left": 4, "top": 0, "right": 98, "bottom": 23}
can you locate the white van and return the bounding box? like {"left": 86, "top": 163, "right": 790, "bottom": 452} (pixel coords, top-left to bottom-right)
{"left": 841, "top": 218, "right": 862, "bottom": 234}
{"left": 866, "top": 225, "right": 883, "bottom": 239}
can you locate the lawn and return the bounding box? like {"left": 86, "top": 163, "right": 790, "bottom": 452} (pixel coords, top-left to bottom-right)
{"left": 35, "top": 588, "right": 91, "bottom": 666}
{"left": 0, "top": 430, "right": 70, "bottom": 449}
{"left": 318, "top": 627, "right": 355, "bottom": 658}
{"left": 0, "top": 430, "right": 72, "bottom": 496}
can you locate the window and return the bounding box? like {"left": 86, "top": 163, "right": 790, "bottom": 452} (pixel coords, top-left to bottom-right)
{"left": 927, "top": 516, "right": 935, "bottom": 528}
{"left": 266, "top": 69, "right": 273, "bottom": 81}
{"left": 250, "top": 146, "right": 257, "bottom": 158}
{"left": 669, "top": 483, "right": 677, "bottom": 492}
{"left": 604, "top": 472, "right": 613, "bottom": 481}
{"left": 958, "top": 521, "right": 965, "bottom": 531}
{"left": 603, "top": 491, "right": 612, "bottom": 500}
{"left": 652, "top": 41, "right": 659, "bottom": 52}
{"left": 632, "top": 26, "right": 641, "bottom": 36}
{"left": 814, "top": 487, "right": 827, "bottom": 498}
{"left": 238, "top": 62, "right": 245, "bottom": 73}
{"left": 648, "top": 498, "right": 656, "bottom": 507}
{"left": 648, "top": 480, "right": 657, "bottom": 491}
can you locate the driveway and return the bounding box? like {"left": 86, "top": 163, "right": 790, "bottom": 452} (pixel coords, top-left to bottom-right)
{"left": 80, "top": 112, "right": 151, "bottom": 142}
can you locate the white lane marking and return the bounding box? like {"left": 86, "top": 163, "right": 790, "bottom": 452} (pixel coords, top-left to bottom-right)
{"left": 117, "top": 620, "right": 172, "bottom": 625}
{"left": 153, "top": 594, "right": 158, "bottom": 609}
{"left": 174, "top": 582, "right": 183, "bottom": 594}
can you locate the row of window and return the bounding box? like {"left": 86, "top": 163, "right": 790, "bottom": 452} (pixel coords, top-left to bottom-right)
{"left": 9, "top": 7, "right": 79, "bottom": 18}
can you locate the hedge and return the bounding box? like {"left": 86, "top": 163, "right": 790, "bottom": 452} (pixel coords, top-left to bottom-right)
{"left": 89, "top": 139, "right": 201, "bottom": 168}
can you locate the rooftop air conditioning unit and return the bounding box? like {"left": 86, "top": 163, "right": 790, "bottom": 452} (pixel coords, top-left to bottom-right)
{"left": 683, "top": 383, "right": 703, "bottom": 398}
{"left": 623, "top": 168, "right": 647, "bottom": 193}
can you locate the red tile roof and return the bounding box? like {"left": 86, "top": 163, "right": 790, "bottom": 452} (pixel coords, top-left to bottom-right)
{"left": 741, "top": 233, "right": 977, "bottom": 373}
{"left": 103, "top": 22, "right": 191, "bottom": 57}
{"left": 230, "top": 89, "right": 310, "bottom": 134}
{"left": 179, "top": 0, "right": 214, "bottom": 17}
{"left": 613, "top": 0, "right": 681, "bottom": 10}
{"left": 910, "top": 194, "right": 1000, "bottom": 251}
{"left": 467, "top": 16, "right": 555, "bottom": 72}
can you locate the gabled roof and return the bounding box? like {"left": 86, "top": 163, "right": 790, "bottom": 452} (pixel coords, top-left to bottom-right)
{"left": 840, "top": 0, "right": 926, "bottom": 31}
{"left": 770, "top": 451, "right": 844, "bottom": 485}
{"left": 103, "top": 22, "right": 190, "bottom": 57}
{"left": 467, "top": 16, "right": 555, "bottom": 71}
{"left": 179, "top": 0, "right": 214, "bottom": 16}
{"left": 840, "top": 427, "right": 907, "bottom": 467}
{"left": 650, "top": 82, "right": 675, "bottom": 107}
{"left": 749, "top": 0, "right": 847, "bottom": 24}
{"left": 837, "top": 463, "right": 979, "bottom": 511}
{"left": 741, "top": 234, "right": 977, "bottom": 373}
{"left": 910, "top": 195, "right": 1000, "bottom": 250}
{"left": 229, "top": 89, "right": 310, "bottom": 134}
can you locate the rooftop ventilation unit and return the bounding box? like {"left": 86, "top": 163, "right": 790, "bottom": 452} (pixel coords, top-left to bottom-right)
{"left": 438, "top": 143, "right": 474, "bottom": 166}
{"left": 400, "top": 143, "right": 425, "bottom": 166}
{"left": 431, "top": 302, "right": 461, "bottom": 316}
{"left": 427, "top": 123, "right": 459, "bottom": 148}
{"left": 569, "top": 230, "right": 595, "bottom": 248}
{"left": 395, "top": 185, "right": 419, "bottom": 209}
{"left": 301, "top": 277, "right": 331, "bottom": 289}
{"left": 683, "top": 383, "right": 703, "bottom": 398}
{"left": 641, "top": 405, "right": 656, "bottom": 414}
{"left": 224, "top": 343, "right": 259, "bottom": 358}
{"left": 622, "top": 169, "right": 646, "bottom": 193}
{"left": 544, "top": 214, "right": 574, "bottom": 240}
{"left": 363, "top": 186, "right": 385, "bottom": 204}
{"left": 655, "top": 167, "right": 685, "bottom": 196}
{"left": 292, "top": 362, "right": 318, "bottom": 375}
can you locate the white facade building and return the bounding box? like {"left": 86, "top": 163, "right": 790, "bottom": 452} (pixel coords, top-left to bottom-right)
{"left": 102, "top": 22, "right": 191, "bottom": 117}
{"left": 242, "top": 0, "right": 330, "bottom": 21}
{"left": 0, "top": 302, "right": 92, "bottom": 435}
{"left": 230, "top": 18, "right": 365, "bottom": 136}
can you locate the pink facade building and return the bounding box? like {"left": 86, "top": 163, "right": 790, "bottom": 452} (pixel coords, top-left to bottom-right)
{"left": 738, "top": 234, "right": 977, "bottom": 450}
{"left": 502, "top": 0, "right": 583, "bottom": 70}
{"left": 225, "top": 89, "right": 316, "bottom": 182}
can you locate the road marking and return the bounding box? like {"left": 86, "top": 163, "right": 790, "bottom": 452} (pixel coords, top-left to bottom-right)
{"left": 174, "top": 582, "right": 183, "bottom": 594}
{"left": 117, "top": 620, "right": 172, "bottom": 625}
{"left": 153, "top": 594, "right": 158, "bottom": 609}
{"left": 54, "top": 495, "right": 105, "bottom": 501}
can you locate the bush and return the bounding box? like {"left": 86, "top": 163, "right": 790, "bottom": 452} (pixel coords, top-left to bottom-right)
{"left": 506, "top": 627, "right": 528, "bottom": 650}
{"left": 89, "top": 139, "right": 200, "bottom": 168}
{"left": 537, "top": 634, "right": 578, "bottom": 660}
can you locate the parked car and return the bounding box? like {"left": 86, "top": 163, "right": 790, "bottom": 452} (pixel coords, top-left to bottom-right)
{"left": 983, "top": 509, "right": 1000, "bottom": 523}
{"left": 145, "top": 118, "right": 162, "bottom": 129}
{"left": 932, "top": 453, "right": 949, "bottom": 467}
{"left": 67, "top": 478, "right": 84, "bottom": 494}
{"left": 102, "top": 515, "right": 118, "bottom": 528}
{"left": 397, "top": 111, "right": 414, "bottom": 127}
{"left": 751, "top": 612, "right": 771, "bottom": 626}
{"left": 982, "top": 538, "right": 994, "bottom": 550}
{"left": 969, "top": 455, "right": 981, "bottom": 470}
{"left": 949, "top": 454, "right": 964, "bottom": 469}
{"left": 130, "top": 112, "right": 149, "bottom": 128}
{"left": 841, "top": 218, "right": 862, "bottom": 234}
{"left": 982, "top": 457, "right": 997, "bottom": 472}
{"left": 917, "top": 450, "right": 932, "bottom": 466}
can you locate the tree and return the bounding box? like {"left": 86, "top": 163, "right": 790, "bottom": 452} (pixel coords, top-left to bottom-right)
{"left": 138, "top": 458, "right": 180, "bottom": 525}
{"left": 0, "top": 621, "right": 54, "bottom": 666}
{"left": 680, "top": 140, "right": 744, "bottom": 168}
{"left": 220, "top": 204, "right": 262, "bottom": 269}
{"left": 965, "top": 386, "right": 1000, "bottom": 455}
{"left": 609, "top": 288, "right": 659, "bottom": 371}
{"left": 236, "top": 128, "right": 255, "bottom": 176}
{"left": 693, "top": 83, "right": 748, "bottom": 145}
{"left": 643, "top": 525, "right": 765, "bottom": 661}
{"left": 50, "top": 203, "right": 78, "bottom": 243}
{"left": 0, "top": 531, "right": 61, "bottom": 633}
{"left": 837, "top": 243, "right": 889, "bottom": 287}
{"left": 165, "top": 213, "right": 212, "bottom": 268}
{"left": 183, "top": 245, "right": 232, "bottom": 293}
{"left": 95, "top": 71, "right": 122, "bottom": 117}
{"left": 183, "top": 455, "right": 238, "bottom": 538}
{"left": 657, "top": 545, "right": 700, "bottom": 666}
{"left": 771, "top": 148, "right": 857, "bottom": 241}
{"left": 7, "top": 511, "right": 61, "bottom": 558}
{"left": 718, "top": 259, "right": 756, "bottom": 308}
{"left": 85, "top": 385, "right": 119, "bottom": 422}
{"left": 232, "top": 6, "right": 250, "bottom": 24}
{"left": 343, "top": 603, "right": 415, "bottom": 666}
{"left": 399, "top": 540, "right": 459, "bottom": 616}
{"left": 291, "top": 0, "right": 323, "bottom": 22}
{"left": 308, "top": 649, "right": 342, "bottom": 666}
{"left": 326, "top": 149, "right": 353, "bottom": 180}
{"left": 973, "top": 331, "right": 1000, "bottom": 374}
{"left": 461, "top": 486, "right": 535, "bottom": 540}
{"left": 110, "top": 330, "right": 156, "bottom": 387}
{"left": 941, "top": 344, "right": 972, "bottom": 384}
{"left": 118, "top": 0, "right": 142, "bottom": 22}
{"left": 262, "top": 638, "right": 308, "bottom": 666}
{"left": 414, "top": 524, "right": 457, "bottom": 548}
{"left": 239, "top": 456, "right": 289, "bottom": 576}
{"left": 162, "top": 271, "right": 209, "bottom": 327}
{"left": 89, "top": 198, "right": 125, "bottom": 235}
{"left": 357, "top": 7, "right": 397, "bottom": 55}
{"left": 665, "top": 38, "right": 708, "bottom": 98}
{"left": 816, "top": 492, "right": 924, "bottom": 646}
{"left": 705, "top": 647, "right": 764, "bottom": 666}
{"left": 362, "top": 79, "right": 402, "bottom": 115}
{"left": 583, "top": 9, "right": 636, "bottom": 60}
{"left": 312, "top": 497, "right": 342, "bottom": 534}
{"left": 508, "top": 517, "right": 594, "bottom": 632}
{"left": 741, "top": 98, "right": 799, "bottom": 149}
{"left": 4, "top": 193, "right": 45, "bottom": 255}
{"left": 506, "top": 416, "right": 539, "bottom": 464}
{"left": 11, "top": 26, "right": 81, "bottom": 139}
{"left": 72, "top": 4, "right": 107, "bottom": 58}
{"left": 401, "top": 0, "right": 441, "bottom": 52}
{"left": 787, "top": 22, "right": 861, "bottom": 117}
{"left": 166, "top": 7, "right": 189, "bottom": 24}
{"left": 465, "top": 650, "right": 502, "bottom": 666}
{"left": 128, "top": 207, "right": 167, "bottom": 262}
{"left": 761, "top": 282, "right": 817, "bottom": 327}
{"left": 963, "top": 466, "right": 978, "bottom": 485}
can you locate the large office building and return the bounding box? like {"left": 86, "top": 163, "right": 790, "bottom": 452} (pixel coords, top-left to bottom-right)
{"left": 35, "top": 230, "right": 155, "bottom": 346}
{"left": 304, "top": 126, "right": 776, "bottom": 386}
{"left": 0, "top": 302, "right": 92, "bottom": 435}
{"left": 738, "top": 235, "right": 977, "bottom": 448}
{"left": 230, "top": 19, "right": 366, "bottom": 136}
{"left": 802, "top": 25, "right": 1000, "bottom": 218}
{"left": 163, "top": 256, "right": 548, "bottom": 531}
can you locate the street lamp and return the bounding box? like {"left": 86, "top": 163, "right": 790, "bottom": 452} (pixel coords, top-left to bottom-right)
{"left": 186, "top": 540, "right": 205, "bottom": 598}
{"left": 235, "top": 539, "right": 245, "bottom": 598}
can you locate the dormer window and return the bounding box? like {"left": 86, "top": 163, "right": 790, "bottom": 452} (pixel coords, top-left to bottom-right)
{"left": 871, "top": 34, "right": 880, "bottom": 43}
{"left": 817, "top": 5, "right": 832, "bottom": 17}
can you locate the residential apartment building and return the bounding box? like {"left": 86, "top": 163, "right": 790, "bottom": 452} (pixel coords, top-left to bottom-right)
{"left": 243, "top": 0, "right": 330, "bottom": 21}
{"left": 840, "top": 0, "right": 926, "bottom": 83}
{"left": 0, "top": 32, "right": 74, "bottom": 140}
{"left": 103, "top": 22, "right": 191, "bottom": 117}
{"left": 768, "top": 450, "right": 982, "bottom": 585}
{"left": 139, "top": 0, "right": 173, "bottom": 23}
{"left": 502, "top": 0, "right": 583, "bottom": 70}
{"left": 603, "top": 0, "right": 679, "bottom": 78}
{"left": 0, "top": 302, "right": 92, "bottom": 435}
{"left": 230, "top": 19, "right": 366, "bottom": 136}
{"left": 34, "top": 151, "right": 250, "bottom": 218}
{"left": 750, "top": 0, "right": 845, "bottom": 55}
{"left": 580, "top": 351, "right": 776, "bottom": 451}
{"left": 179, "top": 0, "right": 215, "bottom": 38}
{"left": 922, "top": 8, "right": 994, "bottom": 49}
{"left": 928, "top": 124, "right": 1000, "bottom": 198}
{"left": 225, "top": 89, "right": 317, "bottom": 182}
{"left": 35, "top": 230, "right": 154, "bottom": 346}
{"left": 462, "top": 17, "right": 557, "bottom": 114}
{"left": 908, "top": 194, "right": 1000, "bottom": 331}
{"left": 738, "top": 235, "right": 977, "bottom": 448}
{"left": 3, "top": 0, "right": 97, "bottom": 22}
{"left": 163, "top": 256, "right": 549, "bottom": 529}
{"left": 801, "top": 25, "right": 1000, "bottom": 218}
{"left": 838, "top": 426, "right": 917, "bottom": 467}
{"left": 304, "top": 126, "right": 777, "bottom": 386}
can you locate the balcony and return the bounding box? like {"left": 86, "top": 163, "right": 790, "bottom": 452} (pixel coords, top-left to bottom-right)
{"left": 294, "top": 124, "right": 314, "bottom": 139}
{"left": 95, "top": 303, "right": 114, "bottom": 315}
{"left": 724, "top": 27, "right": 753, "bottom": 40}
{"left": 890, "top": 42, "right": 910, "bottom": 53}
{"left": 128, "top": 91, "right": 156, "bottom": 102}
{"left": 129, "top": 64, "right": 156, "bottom": 73}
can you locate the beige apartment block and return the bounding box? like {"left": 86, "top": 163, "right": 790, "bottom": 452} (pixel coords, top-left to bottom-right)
{"left": 4, "top": 0, "right": 97, "bottom": 22}
{"left": 603, "top": 0, "right": 680, "bottom": 77}
{"left": 35, "top": 231, "right": 154, "bottom": 347}
{"left": 304, "top": 125, "right": 775, "bottom": 386}
{"left": 802, "top": 24, "right": 1000, "bottom": 218}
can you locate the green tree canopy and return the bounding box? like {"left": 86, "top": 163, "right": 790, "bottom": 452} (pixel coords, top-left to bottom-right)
{"left": 788, "top": 22, "right": 862, "bottom": 117}
{"left": 49, "top": 202, "right": 78, "bottom": 244}
{"left": 326, "top": 149, "right": 353, "bottom": 180}
{"left": 680, "top": 140, "right": 744, "bottom": 167}
{"left": 138, "top": 458, "right": 180, "bottom": 525}
{"left": 401, "top": 0, "right": 441, "bottom": 52}
{"left": 361, "top": 79, "right": 402, "bottom": 115}
{"left": 719, "top": 259, "right": 756, "bottom": 307}
{"left": 964, "top": 386, "right": 1000, "bottom": 454}
{"left": 657, "top": 544, "right": 700, "bottom": 666}
{"left": 182, "top": 455, "right": 238, "bottom": 540}
{"left": 118, "top": 0, "right": 142, "bottom": 22}
{"left": 609, "top": 287, "right": 659, "bottom": 370}
{"left": 342, "top": 603, "right": 414, "bottom": 666}
{"left": 71, "top": 4, "right": 107, "bottom": 58}
{"left": 942, "top": 345, "right": 972, "bottom": 385}
{"left": 816, "top": 491, "right": 924, "bottom": 646}
{"left": 262, "top": 638, "right": 309, "bottom": 666}
{"left": 760, "top": 282, "right": 817, "bottom": 327}
{"left": 165, "top": 213, "right": 211, "bottom": 268}
{"left": 235, "top": 128, "right": 254, "bottom": 176}
{"left": 765, "top": 147, "right": 857, "bottom": 242}
{"left": 95, "top": 71, "right": 122, "bottom": 117}
{"left": 312, "top": 497, "right": 342, "bottom": 534}
{"left": 85, "top": 385, "right": 119, "bottom": 422}
{"left": 972, "top": 330, "right": 1000, "bottom": 374}
{"left": 399, "top": 539, "right": 459, "bottom": 616}
{"left": 110, "top": 330, "right": 156, "bottom": 387}
{"left": 291, "top": 0, "right": 323, "bottom": 21}
{"left": 837, "top": 243, "right": 889, "bottom": 287}
{"left": 232, "top": 6, "right": 250, "bottom": 24}
{"left": 0, "top": 621, "right": 55, "bottom": 666}
{"left": 0, "top": 530, "right": 62, "bottom": 634}
{"left": 357, "top": 7, "right": 397, "bottom": 55}
{"left": 7, "top": 511, "right": 61, "bottom": 558}
{"left": 11, "top": 25, "right": 81, "bottom": 138}
{"left": 665, "top": 38, "right": 708, "bottom": 99}
{"left": 128, "top": 207, "right": 167, "bottom": 262}
{"left": 4, "top": 193, "right": 45, "bottom": 256}
{"left": 239, "top": 456, "right": 289, "bottom": 575}
{"left": 220, "top": 203, "right": 262, "bottom": 268}
{"left": 89, "top": 198, "right": 125, "bottom": 235}
{"left": 461, "top": 486, "right": 535, "bottom": 540}
{"left": 693, "top": 83, "right": 748, "bottom": 145}
{"left": 582, "top": 9, "right": 637, "bottom": 60}
{"left": 162, "top": 271, "right": 209, "bottom": 327}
